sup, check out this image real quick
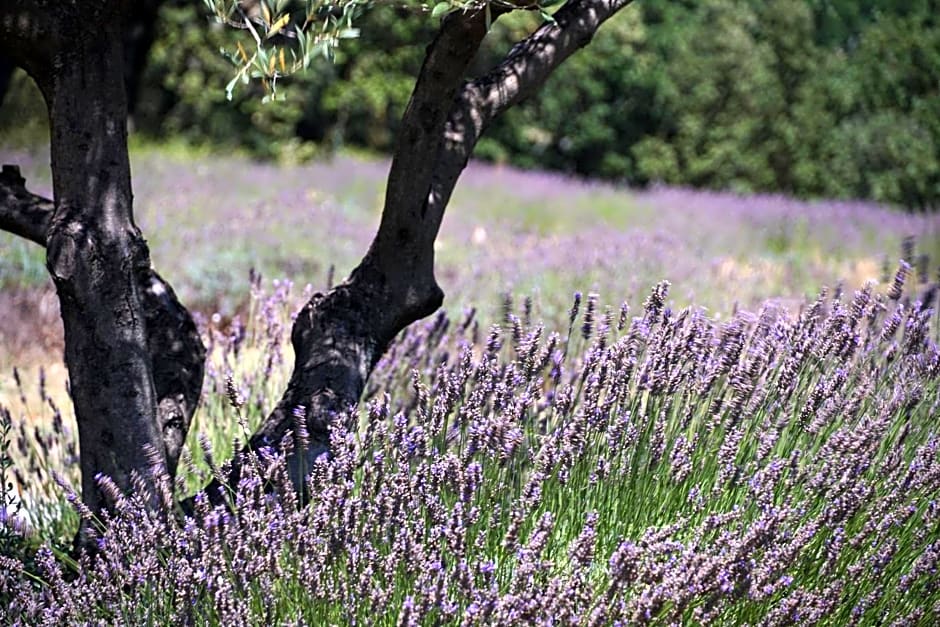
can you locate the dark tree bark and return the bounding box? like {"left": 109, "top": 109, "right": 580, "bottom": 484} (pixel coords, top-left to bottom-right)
{"left": 210, "top": 0, "right": 636, "bottom": 499}
{"left": 0, "top": 2, "right": 203, "bottom": 543}
{"left": 47, "top": 24, "right": 161, "bottom": 522}
{"left": 0, "top": 165, "right": 206, "bottom": 480}
{"left": 204, "top": 7, "right": 497, "bottom": 498}
{"left": 429, "top": 0, "right": 636, "bottom": 222}
{"left": 0, "top": 1, "right": 165, "bottom": 120}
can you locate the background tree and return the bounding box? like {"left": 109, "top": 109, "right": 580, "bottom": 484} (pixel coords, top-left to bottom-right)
{"left": 11, "top": 0, "right": 923, "bottom": 208}
{"left": 0, "top": 0, "right": 637, "bottom": 543}
{"left": 8, "top": 0, "right": 934, "bottom": 206}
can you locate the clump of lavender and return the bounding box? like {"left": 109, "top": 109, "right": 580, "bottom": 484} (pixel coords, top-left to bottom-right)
{"left": 1, "top": 275, "right": 939, "bottom": 625}
{"left": 0, "top": 406, "right": 29, "bottom": 557}
{"left": 888, "top": 260, "right": 911, "bottom": 301}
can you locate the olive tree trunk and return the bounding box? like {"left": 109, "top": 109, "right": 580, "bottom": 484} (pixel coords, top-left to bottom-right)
{"left": 3, "top": 0, "right": 636, "bottom": 521}
{"left": 213, "top": 0, "right": 636, "bottom": 498}
{"left": 0, "top": 3, "right": 204, "bottom": 543}
{"left": 45, "top": 13, "right": 165, "bottom": 521}
{"left": 0, "top": 165, "right": 205, "bottom": 485}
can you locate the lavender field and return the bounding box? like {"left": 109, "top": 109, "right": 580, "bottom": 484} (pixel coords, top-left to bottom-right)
{"left": 1, "top": 145, "right": 940, "bottom": 624}
{"left": 2, "top": 145, "right": 938, "bottom": 321}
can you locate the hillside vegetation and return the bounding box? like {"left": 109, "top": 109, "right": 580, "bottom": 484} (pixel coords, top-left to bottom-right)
{"left": 2, "top": 0, "right": 938, "bottom": 208}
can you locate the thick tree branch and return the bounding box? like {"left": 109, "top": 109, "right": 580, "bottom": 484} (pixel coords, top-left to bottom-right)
{"left": 198, "top": 7, "right": 503, "bottom": 505}
{"left": 382, "top": 5, "right": 495, "bottom": 221}
{"left": 369, "top": 4, "right": 502, "bottom": 307}
{"left": 198, "top": 0, "right": 635, "bottom": 505}
{"left": 427, "top": 0, "right": 636, "bottom": 221}
{"left": 472, "top": 0, "right": 634, "bottom": 118}
{"left": 0, "top": 165, "right": 205, "bottom": 479}
{"left": 0, "top": 165, "right": 51, "bottom": 244}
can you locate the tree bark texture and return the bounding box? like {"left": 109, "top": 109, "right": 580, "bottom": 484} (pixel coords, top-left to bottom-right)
{"left": 2, "top": 0, "right": 639, "bottom": 515}
{"left": 46, "top": 20, "right": 163, "bottom": 519}
{"left": 206, "top": 8, "right": 495, "bottom": 499}
{"left": 0, "top": 1, "right": 165, "bottom": 120}
{"left": 0, "top": 3, "right": 186, "bottom": 528}
{"left": 428, "top": 0, "right": 636, "bottom": 222}
{"left": 0, "top": 166, "right": 206, "bottom": 480}
{"left": 209, "top": 0, "right": 638, "bottom": 500}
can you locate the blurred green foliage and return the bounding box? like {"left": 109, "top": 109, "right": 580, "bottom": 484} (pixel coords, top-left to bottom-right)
{"left": 2, "top": 0, "right": 938, "bottom": 209}
{"left": 134, "top": 5, "right": 327, "bottom": 158}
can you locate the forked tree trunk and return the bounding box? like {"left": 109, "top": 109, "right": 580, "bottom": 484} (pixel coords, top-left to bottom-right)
{"left": 3, "top": 0, "right": 636, "bottom": 521}
{"left": 206, "top": 0, "right": 636, "bottom": 499}
{"left": 1, "top": 4, "right": 205, "bottom": 544}
{"left": 202, "top": 9, "right": 494, "bottom": 499}
{"left": 0, "top": 166, "right": 205, "bottom": 482}
{"left": 234, "top": 262, "right": 443, "bottom": 492}
{"left": 0, "top": 2, "right": 205, "bottom": 498}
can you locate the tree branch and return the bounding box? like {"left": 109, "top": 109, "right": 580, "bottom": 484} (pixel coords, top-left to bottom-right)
{"left": 369, "top": 4, "right": 503, "bottom": 303}
{"left": 0, "top": 165, "right": 51, "bottom": 244}
{"left": 0, "top": 165, "right": 205, "bottom": 478}
{"left": 426, "top": 0, "right": 636, "bottom": 222}
{"left": 195, "top": 0, "right": 635, "bottom": 506}
{"left": 196, "top": 7, "right": 504, "bottom": 505}
{"left": 475, "top": 0, "right": 634, "bottom": 117}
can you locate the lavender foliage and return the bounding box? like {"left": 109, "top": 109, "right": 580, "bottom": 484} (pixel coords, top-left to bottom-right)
{"left": 1, "top": 274, "right": 938, "bottom": 625}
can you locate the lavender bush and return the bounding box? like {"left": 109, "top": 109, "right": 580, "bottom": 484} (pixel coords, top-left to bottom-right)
{"left": 1, "top": 259, "right": 938, "bottom": 623}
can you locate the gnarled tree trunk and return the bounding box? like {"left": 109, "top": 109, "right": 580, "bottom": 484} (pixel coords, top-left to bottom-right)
{"left": 3, "top": 0, "right": 636, "bottom": 525}
{"left": 212, "top": 0, "right": 635, "bottom": 498}
{"left": 43, "top": 10, "right": 164, "bottom": 523}
{"left": 0, "top": 166, "right": 205, "bottom": 481}
{"left": 203, "top": 7, "right": 495, "bottom": 499}
{"left": 1, "top": 2, "right": 204, "bottom": 545}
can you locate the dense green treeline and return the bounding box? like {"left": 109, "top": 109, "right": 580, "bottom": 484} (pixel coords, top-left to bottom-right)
{"left": 3, "top": 0, "right": 938, "bottom": 209}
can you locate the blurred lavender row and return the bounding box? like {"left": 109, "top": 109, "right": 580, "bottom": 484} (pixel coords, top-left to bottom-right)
{"left": 2, "top": 147, "right": 937, "bottom": 324}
